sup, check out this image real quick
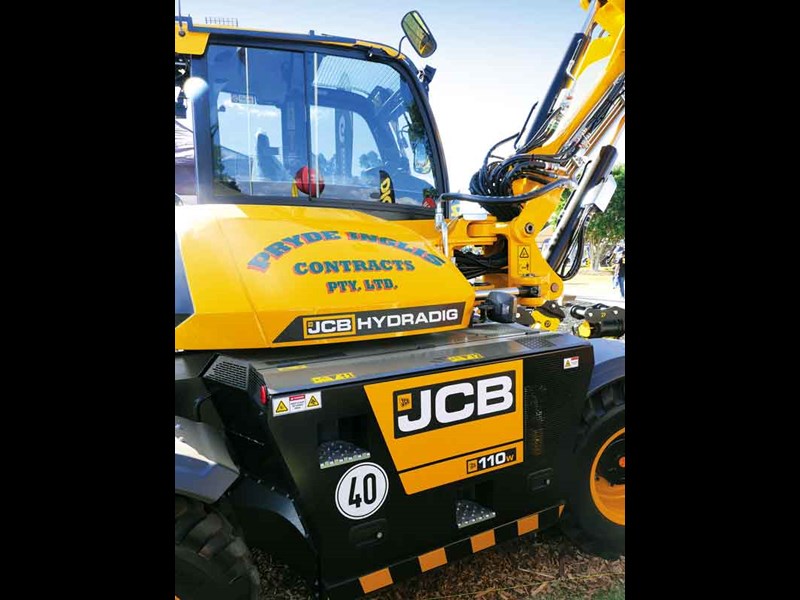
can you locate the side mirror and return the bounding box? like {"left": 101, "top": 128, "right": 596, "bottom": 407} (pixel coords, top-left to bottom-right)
{"left": 412, "top": 140, "right": 431, "bottom": 174}
{"left": 401, "top": 11, "right": 437, "bottom": 58}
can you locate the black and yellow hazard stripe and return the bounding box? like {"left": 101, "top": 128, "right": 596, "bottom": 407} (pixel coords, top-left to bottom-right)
{"left": 327, "top": 503, "right": 564, "bottom": 600}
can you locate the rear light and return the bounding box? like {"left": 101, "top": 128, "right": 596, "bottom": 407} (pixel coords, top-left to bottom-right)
{"left": 259, "top": 385, "right": 268, "bottom": 405}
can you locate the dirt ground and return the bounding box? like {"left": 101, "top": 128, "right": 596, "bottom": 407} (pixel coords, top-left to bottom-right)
{"left": 561, "top": 268, "right": 624, "bottom": 306}
{"left": 254, "top": 527, "right": 624, "bottom": 599}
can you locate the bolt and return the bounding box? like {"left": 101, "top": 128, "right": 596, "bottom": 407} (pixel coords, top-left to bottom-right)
{"left": 550, "top": 283, "right": 559, "bottom": 292}
{"left": 376, "top": 531, "right": 383, "bottom": 539}
{"left": 524, "top": 222, "right": 534, "bottom": 234}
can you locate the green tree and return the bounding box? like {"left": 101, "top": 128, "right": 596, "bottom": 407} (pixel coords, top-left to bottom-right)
{"left": 548, "top": 188, "right": 571, "bottom": 229}
{"left": 585, "top": 164, "right": 625, "bottom": 271}
{"left": 359, "top": 151, "right": 381, "bottom": 170}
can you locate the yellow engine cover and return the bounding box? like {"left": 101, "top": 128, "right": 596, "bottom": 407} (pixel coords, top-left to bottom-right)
{"left": 175, "top": 204, "right": 475, "bottom": 350}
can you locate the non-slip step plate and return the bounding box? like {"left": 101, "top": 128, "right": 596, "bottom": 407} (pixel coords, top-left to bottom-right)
{"left": 456, "top": 499, "right": 496, "bottom": 529}
{"left": 319, "top": 440, "right": 371, "bottom": 470}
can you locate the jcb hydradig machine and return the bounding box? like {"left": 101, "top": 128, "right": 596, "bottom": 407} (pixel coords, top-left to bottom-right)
{"left": 175, "top": 1, "right": 625, "bottom": 598}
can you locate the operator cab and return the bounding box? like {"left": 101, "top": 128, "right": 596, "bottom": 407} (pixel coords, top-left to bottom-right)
{"left": 175, "top": 12, "right": 444, "bottom": 215}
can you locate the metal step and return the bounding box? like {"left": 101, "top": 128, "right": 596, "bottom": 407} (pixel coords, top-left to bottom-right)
{"left": 318, "top": 441, "right": 371, "bottom": 470}
{"left": 456, "top": 499, "right": 496, "bottom": 529}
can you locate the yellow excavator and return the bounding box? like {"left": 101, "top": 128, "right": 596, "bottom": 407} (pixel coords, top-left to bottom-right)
{"left": 175, "top": 1, "right": 624, "bottom": 598}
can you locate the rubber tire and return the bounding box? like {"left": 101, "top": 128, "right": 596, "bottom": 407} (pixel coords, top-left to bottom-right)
{"left": 175, "top": 495, "right": 260, "bottom": 600}
{"left": 562, "top": 380, "right": 625, "bottom": 559}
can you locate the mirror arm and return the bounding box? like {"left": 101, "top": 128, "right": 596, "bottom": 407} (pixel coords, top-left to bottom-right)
{"left": 397, "top": 35, "right": 407, "bottom": 58}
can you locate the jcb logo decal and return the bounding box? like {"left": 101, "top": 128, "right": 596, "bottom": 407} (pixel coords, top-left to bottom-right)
{"left": 303, "top": 314, "right": 355, "bottom": 338}
{"left": 397, "top": 393, "right": 413, "bottom": 412}
{"left": 393, "top": 371, "right": 515, "bottom": 438}
{"left": 364, "top": 361, "right": 523, "bottom": 482}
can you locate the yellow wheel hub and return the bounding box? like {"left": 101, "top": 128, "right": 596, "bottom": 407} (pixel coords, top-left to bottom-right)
{"left": 590, "top": 427, "right": 625, "bottom": 525}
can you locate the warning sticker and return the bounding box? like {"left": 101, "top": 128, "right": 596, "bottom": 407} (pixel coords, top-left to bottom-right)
{"left": 311, "top": 372, "right": 355, "bottom": 384}
{"left": 231, "top": 93, "right": 256, "bottom": 104}
{"left": 517, "top": 246, "right": 531, "bottom": 275}
{"left": 277, "top": 364, "right": 307, "bottom": 372}
{"left": 447, "top": 352, "right": 484, "bottom": 363}
{"left": 272, "top": 390, "right": 323, "bottom": 416}
{"left": 563, "top": 356, "right": 580, "bottom": 369}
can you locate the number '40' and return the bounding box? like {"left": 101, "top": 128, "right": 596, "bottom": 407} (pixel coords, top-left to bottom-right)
{"left": 348, "top": 473, "right": 377, "bottom": 508}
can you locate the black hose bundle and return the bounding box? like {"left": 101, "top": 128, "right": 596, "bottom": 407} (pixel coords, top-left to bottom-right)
{"left": 556, "top": 219, "right": 585, "bottom": 281}
{"left": 454, "top": 243, "right": 508, "bottom": 280}
{"left": 552, "top": 203, "right": 603, "bottom": 281}
{"left": 466, "top": 133, "right": 559, "bottom": 222}
{"left": 465, "top": 74, "right": 625, "bottom": 222}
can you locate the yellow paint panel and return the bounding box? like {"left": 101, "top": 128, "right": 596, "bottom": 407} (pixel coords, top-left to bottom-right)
{"left": 175, "top": 24, "right": 209, "bottom": 54}
{"left": 517, "top": 513, "right": 539, "bottom": 536}
{"left": 470, "top": 530, "right": 496, "bottom": 553}
{"left": 176, "top": 313, "right": 267, "bottom": 349}
{"left": 574, "top": 35, "right": 614, "bottom": 79}
{"left": 418, "top": 548, "right": 447, "bottom": 572}
{"left": 365, "top": 362, "right": 523, "bottom": 474}
{"left": 399, "top": 442, "right": 523, "bottom": 494}
{"left": 175, "top": 204, "right": 474, "bottom": 350}
{"left": 534, "top": 27, "right": 624, "bottom": 158}
{"left": 359, "top": 568, "right": 393, "bottom": 593}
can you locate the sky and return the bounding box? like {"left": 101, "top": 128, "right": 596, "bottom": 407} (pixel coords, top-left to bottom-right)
{"left": 177, "top": 0, "right": 625, "bottom": 192}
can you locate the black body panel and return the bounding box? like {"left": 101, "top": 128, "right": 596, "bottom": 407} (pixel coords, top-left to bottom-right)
{"left": 193, "top": 324, "right": 596, "bottom": 594}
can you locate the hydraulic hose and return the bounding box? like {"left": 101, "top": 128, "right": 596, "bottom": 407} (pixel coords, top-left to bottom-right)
{"left": 440, "top": 176, "right": 575, "bottom": 205}
{"left": 546, "top": 145, "right": 617, "bottom": 270}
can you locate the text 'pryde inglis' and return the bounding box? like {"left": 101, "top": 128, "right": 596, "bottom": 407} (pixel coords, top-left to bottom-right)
{"left": 247, "top": 231, "right": 446, "bottom": 272}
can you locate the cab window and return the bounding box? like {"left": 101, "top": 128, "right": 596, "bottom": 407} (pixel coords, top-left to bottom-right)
{"left": 204, "top": 44, "right": 438, "bottom": 208}
{"left": 207, "top": 45, "right": 307, "bottom": 197}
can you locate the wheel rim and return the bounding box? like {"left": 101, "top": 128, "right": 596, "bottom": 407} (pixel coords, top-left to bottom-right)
{"left": 590, "top": 427, "right": 625, "bottom": 525}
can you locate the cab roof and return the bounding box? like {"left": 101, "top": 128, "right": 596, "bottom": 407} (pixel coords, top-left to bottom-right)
{"left": 175, "top": 15, "right": 410, "bottom": 64}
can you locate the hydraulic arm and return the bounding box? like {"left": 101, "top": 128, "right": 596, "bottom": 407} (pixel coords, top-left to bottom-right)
{"left": 440, "top": 0, "right": 625, "bottom": 332}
